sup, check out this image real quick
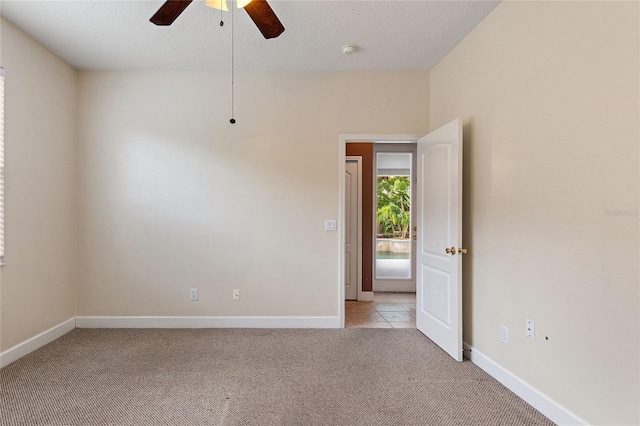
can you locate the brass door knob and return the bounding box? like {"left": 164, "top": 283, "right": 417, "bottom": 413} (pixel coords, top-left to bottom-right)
{"left": 458, "top": 248, "right": 468, "bottom": 255}
{"left": 445, "top": 247, "right": 456, "bottom": 255}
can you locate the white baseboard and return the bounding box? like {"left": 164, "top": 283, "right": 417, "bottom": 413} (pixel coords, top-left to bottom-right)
{"left": 76, "top": 316, "right": 341, "bottom": 329}
{"left": 463, "top": 342, "right": 587, "bottom": 426}
{"left": 0, "top": 318, "right": 76, "bottom": 368}
{"left": 359, "top": 291, "right": 374, "bottom": 302}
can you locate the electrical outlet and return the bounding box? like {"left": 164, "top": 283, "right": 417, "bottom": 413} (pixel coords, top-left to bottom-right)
{"left": 500, "top": 325, "right": 509, "bottom": 345}
{"left": 526, "top": 320, "right": 535, "bottom": 340}
{"left": 189, "top": 288, "right": 198, "bottom": 301}
{"left": 232, "top": 289, "right": 240, "bottom": 301}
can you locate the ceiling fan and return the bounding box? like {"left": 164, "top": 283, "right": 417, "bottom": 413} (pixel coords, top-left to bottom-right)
{"left": 150, "top": 0, "right": 285, "bottom": 39}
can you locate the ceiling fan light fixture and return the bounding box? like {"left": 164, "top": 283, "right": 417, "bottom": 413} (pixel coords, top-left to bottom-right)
{"left": 151, "top": 0, "right": 282, "bottom": 38}
{"left": 205, "top": 0, "right": 253, "bottom": 11}
{"left": 205, "top": 0, "right": 228, "bottom": 11}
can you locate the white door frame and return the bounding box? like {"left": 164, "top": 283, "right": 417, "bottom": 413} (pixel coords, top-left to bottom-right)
{"left": 338, "top": 134, "right": 424, "bottom": 327}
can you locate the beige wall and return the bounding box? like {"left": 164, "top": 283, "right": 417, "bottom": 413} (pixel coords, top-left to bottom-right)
{"left": 429, "top": 2, "right": 639, "bottom": 424}
{"left": 0, "top": 18, "right": 78, "bottom": 350}
{"left": 76, "top": 70, "right": 428, "bottom": 317}
{"left": 5, "top": 2, "right": 638, "bottom": 423}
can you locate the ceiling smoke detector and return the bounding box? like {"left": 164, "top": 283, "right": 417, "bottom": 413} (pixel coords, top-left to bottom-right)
{"left": 342, "top": 44, "right": 357, "bottom": 55}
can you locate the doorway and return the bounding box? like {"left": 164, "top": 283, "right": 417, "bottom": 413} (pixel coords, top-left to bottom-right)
{"left": 339, "top": 123, "right": 464, "bottom": 361}
{"left": 340, "top": 135, "right": 422, "bottom": 327}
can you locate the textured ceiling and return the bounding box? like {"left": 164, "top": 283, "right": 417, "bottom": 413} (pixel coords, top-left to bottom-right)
{"left": 1, "top": 0, "right": 500, "bottom": 71}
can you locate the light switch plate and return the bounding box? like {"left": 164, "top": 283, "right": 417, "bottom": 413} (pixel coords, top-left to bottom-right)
{"left": 324, "top": 219, "right": 337, "bottom": 231}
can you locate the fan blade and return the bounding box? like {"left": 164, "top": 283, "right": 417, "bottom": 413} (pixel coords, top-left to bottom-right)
{"left": 150, "top": 0, "right": 193, "bottom": 26}
{"left": 244, "top": 0, "right": 284, "bottom": 39}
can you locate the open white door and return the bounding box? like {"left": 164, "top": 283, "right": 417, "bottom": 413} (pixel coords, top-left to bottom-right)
{"left": 416, "top": 118, "right": 464, "bottom": 361}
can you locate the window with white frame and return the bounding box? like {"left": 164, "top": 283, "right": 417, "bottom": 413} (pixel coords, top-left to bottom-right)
{"left": 1, "top": 67, "right": 5, "bottom": 265}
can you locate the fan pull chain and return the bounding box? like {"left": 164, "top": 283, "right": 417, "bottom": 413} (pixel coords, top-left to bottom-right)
{"left": 220, "top": 5, "right": 224, "bottom": 26}
{"left": 230, "top": 0, "right": 236, "bottom": 124}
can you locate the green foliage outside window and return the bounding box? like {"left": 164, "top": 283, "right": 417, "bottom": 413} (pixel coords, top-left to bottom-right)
{"left": 377, "top": 176, "right": 410, "bottom": 239}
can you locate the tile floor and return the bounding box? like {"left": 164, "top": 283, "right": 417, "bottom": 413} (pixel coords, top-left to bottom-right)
{"left": 345, "top": 292, "right": 416, "bottom": 328}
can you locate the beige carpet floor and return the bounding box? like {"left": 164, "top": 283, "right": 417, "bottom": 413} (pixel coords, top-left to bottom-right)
{"left": 0, "top": 328, "right": 554, "bottom": 425}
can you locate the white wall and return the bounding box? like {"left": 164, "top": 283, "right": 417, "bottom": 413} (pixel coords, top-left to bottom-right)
{"left": 0, "top": 18, "right": 78, "bottom": 351}
{"left": 429, "top": 2, "right": 639, "bottom": 425}
{"left": 77, "top": 70, "right": 428, "bottom": 318}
